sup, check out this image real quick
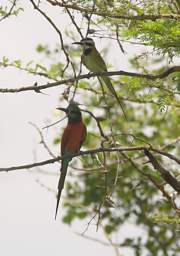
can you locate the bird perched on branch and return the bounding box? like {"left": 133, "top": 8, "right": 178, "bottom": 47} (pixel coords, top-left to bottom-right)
{"left": 55, "top": 101, "right": 87, "bottom": 219}
{"left": 73, "top": 37, "right": 127, "bottom": 119}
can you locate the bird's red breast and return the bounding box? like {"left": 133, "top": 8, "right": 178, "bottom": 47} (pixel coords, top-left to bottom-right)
{"left": 61, "top": 121, "right": 86, "bottom": 156}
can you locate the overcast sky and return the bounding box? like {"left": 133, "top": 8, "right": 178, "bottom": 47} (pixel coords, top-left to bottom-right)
{"left": 0, "top": 1, "right": 148, "bottom": 255}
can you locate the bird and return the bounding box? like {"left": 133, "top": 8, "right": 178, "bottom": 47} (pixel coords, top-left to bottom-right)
{"left": 73, "top": 37, "right": 127, "bottom": 119}
{"left": 55, "top": 101, "right": 87, "bottom": 219}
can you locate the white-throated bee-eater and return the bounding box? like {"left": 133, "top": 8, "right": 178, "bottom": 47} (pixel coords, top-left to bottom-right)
{"left": 73, "top": 37, "right": 127, "bottom": 119}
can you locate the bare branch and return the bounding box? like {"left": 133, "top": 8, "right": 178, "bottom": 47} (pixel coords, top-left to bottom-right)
{"left": 75, "top": 232, "right": 110, "bottom": 246}
{"left": 82, "top": 109, "right": 108, "bottom": 140}
{"left": 0, "top": 66, "right": 179, "bottom": 94}
{"left": 29, "top": 122, "right": 56, "bottom": 158}
{"left": 62, "top": 0, "right": 83, "bottom": 39}
{"left": 0, "top": 156, "right": 60, "bottom": 172}
{"left": 85, "top": 0, "right": 96, "bottom": 38}
{"left": 0, "top": 145, "right": 179, "bottom": 172}
{"left": 29, "top": 0, "right": 70, "bottom": 74}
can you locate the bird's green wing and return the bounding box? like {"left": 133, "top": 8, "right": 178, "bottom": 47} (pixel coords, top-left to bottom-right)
{"left": 81, "top": 47, "right": 108, "bottom": 72}
{"left": 93, "top": 49, "right": 108, "bottom": 72}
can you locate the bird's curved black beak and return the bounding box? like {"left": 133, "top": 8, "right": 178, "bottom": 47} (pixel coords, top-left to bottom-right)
{"left": 56, "top": 107, "right": 67, "bottom": 113}
{"left": 72, "top": 41, "right": 82, "bottom": 45}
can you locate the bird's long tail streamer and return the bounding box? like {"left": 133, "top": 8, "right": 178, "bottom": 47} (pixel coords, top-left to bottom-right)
{"left": 102, "top": 75, "right": 127, "bottom": 120}
{"left": 55, "top": 160, "right": 69, "bottom": 219}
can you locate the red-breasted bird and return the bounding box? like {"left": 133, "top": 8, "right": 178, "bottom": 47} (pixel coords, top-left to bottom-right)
{"left": 73, "top": 38, "right": 127, "bottom": 119}
{"left": 55, "top": 101, "right": 87, "bottom": 219}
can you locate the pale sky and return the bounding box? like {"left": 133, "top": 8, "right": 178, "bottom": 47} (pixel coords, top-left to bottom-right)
{"left": 0, "top": 1, "right": 146, "bottom": 255}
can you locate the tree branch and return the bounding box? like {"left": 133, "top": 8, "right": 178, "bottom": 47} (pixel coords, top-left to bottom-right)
{"left": 29, "top": 122, "right": 56, "bottom": 158}
{"left": 0, "top": 145, "right": 179, "bottom": 172}
{"left": 46, "top": 0, "right": 180, "bottom": 21}
{"left": 0, "top": 66, "right": 179, "bottom": 93}
{"left": 151, "top": 148, "right": 180, "bottom": 165}
{"left": 0, "top": 156, "right": 60, "bottom": 172}
{"left": 62, "top": 0, "right": 83, "bottom": 39}
{"left": 122, "top": 152, "right": 180, "bottom": 213}
{"left": 144, "top": 149, "right": 180, "bottom": 193}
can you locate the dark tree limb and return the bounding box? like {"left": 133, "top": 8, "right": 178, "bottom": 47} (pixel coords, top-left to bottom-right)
{"left": 144, "top": 149, "right": 180, "bottom": 193}
{"left": 0, "top": 145, "right": 179, "bottom": 172}
{"left": 151, "top": 148, "right": 180, "bottom": 165}
{"left": 0, "top": 66, "right": 179, "bottom": 94}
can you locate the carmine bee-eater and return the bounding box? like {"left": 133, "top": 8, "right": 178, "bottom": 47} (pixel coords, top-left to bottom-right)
{"left": 73, "top": 37, "right": 127, "bottom": 119}
{"left": 55, "top": 101, "right": 87, "bottom": 219}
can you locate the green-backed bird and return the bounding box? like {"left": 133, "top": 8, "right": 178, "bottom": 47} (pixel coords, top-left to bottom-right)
{"left": 55, "top": 101, "right": 87, "bottom": 219}
{"left": 73, "top": 37, "right": 127, "bottom": 119}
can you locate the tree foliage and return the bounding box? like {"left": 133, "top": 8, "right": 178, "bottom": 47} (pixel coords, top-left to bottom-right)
{"left": 0, "top": 0, "right": 180, "bottom": 255}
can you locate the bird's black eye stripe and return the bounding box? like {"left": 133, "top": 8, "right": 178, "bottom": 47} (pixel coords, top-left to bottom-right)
{"left": 83, "top": 42, "right": 93, "bottom": 46}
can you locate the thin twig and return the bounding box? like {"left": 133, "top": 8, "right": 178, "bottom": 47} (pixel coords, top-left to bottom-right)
{"left": 81, "top": 109, "right": 108, "bottom": 140}
{"left": 0, "top": 0, "right": 17, "bottom": 22}
{"left": 62, "top": 0, "right": 83, "bottom": 38}
{"left": 29, "top": 122, "right": 56, "bottom": 158}
{"left": 161, "top": 136, "right": 180, "bottom": 150}
{"left": 0, "top": 61, "right": 58, "bottom": 81}
{"left": 42, "top": 115, "right": 67, "bottom": 129}
{"left": 29, "top": 0, "right": 70, "bottom": 74}
{"left": 115, "top": 25, "right": 125, "bottom": 53}
{"left": 75, "top": 232, "right": 110, "bottom": 246}
{"left": 85, "top": 0, "right": 96, "bottom": 38}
